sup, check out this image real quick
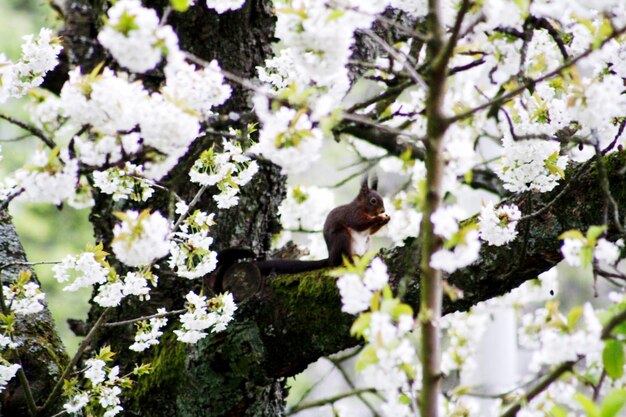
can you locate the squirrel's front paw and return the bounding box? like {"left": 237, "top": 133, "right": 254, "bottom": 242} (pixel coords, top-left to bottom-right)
{"left": 378, "top": 213, "right": 390, "bottom": 224}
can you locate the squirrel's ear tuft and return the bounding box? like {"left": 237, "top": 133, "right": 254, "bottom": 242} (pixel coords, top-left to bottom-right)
{"left": 370, "top": 174, "right": 378, "bottom": 191}
{"left": 360, "top": 173, "right": 369, "bottom": 192}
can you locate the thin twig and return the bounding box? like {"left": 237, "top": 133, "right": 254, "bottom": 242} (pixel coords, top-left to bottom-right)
{"left": 448, "top": 25, "right": 626, "bottom": 124}
{"left": 340, "top": 113, "right": 422, "bottom": 142}
{"left": 499, "top": 357, "right": 582, "bottom": 417}
{"left": 361, "top": 29, "right": 428, "bottom": 90}
{"left": 172, "top": 184, "right": 209, "bottom": 232}
{"left": 0, "top": 113, "right": 56, "bottom": 149}
{"left": 286, "top": 388, "right": 376, "bottom": 415}
{"left": 327, "top": 357, "right": 381, "bottom": 417}
{"left": 103, "top": 309, "right": 186, "bottom": 327}
{"left": 39, "top": 308, "right": 111, "bottom": 415}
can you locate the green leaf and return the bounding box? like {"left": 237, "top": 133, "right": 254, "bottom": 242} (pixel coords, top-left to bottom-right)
{"left": 170, "top": 0, "right": 190, "bottom": 12}
{"left": 603, "top": 339, "right": 624, "bottom": 379}
{"left": 370, "top": 291, "right": 380, "bottom": 311}
{"left": 355, "top": 345, "right": 378, "bottom": 372}
{"left": 575, "top": 392, "right": 600, "bottom": 417}
{"left": 350, "top": 313, "right": 371, "bottom": 338}
{"left": 550, "top": 405, "right": 568, "bottom": 417}
{"left": 586, "top": 225, "right": 607, "bottom": 244}
{"left": 600, "top": 389, "right": 626, "bottom": 417}
{"left": 567, "top": 306, "right": 583, "bottom": 331}
{"left": 580, "top": 246, "right": 593, "bottom": 268}
{"left": 112, "top": 11, "right": 139, "bottom": 35}
{"left": 391, "top": 304, "right": 414, "bottom": 320}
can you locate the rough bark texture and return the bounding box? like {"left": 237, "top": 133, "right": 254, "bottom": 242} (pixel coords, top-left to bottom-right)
{"left": 0, "top": 210, "right": 68, "bottom": 417}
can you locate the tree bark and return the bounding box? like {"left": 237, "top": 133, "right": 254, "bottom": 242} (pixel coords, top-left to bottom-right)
{"left": 0, "top": 210, "right": 68, "bottom": 417}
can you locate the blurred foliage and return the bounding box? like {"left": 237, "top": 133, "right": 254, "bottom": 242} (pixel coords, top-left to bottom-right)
{"left": 1, "top": 1, "right": 92, "bottom": 355}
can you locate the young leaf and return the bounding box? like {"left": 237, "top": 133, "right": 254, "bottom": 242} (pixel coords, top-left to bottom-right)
{"left": 600, "top": 389, "right": 626, "bottom": 417}
{"left": 575, "top": 392, "right": 600, "bottom": 417}
{"left": 603, "top": 339, "right": 624, "bottom": 380}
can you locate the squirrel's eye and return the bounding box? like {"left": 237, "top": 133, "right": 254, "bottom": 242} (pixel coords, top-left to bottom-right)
{"left": 370, "top": 197, "right": 377, "bottom": 205}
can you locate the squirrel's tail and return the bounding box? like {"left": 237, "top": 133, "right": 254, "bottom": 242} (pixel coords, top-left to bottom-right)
{"left": 256, "top": 258, "right": 329, "bottom": 275}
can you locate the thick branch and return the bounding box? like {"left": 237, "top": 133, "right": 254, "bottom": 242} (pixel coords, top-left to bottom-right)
{"left": 248, "top": 150, "right": 626, "bottom": 378}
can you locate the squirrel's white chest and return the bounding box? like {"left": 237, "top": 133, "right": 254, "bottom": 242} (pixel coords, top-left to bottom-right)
{"left": 349, "top": 229, "right": 371, "bottom": 256}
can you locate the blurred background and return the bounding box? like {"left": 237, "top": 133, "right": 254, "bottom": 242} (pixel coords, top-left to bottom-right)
{"left": 0, "top": 0, "right": 93, "bottom": 355}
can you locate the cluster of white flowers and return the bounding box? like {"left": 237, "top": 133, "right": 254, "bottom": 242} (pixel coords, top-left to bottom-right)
{"left": 522, "top": 303, "right": 603, "bottom": 373}
{"left": 112, "top": 210, "right": 171, "bottom": 267}
{"left": 53, "top": 250, "right": 110, "bottom": 292}
{"left": 64, "top": 348, "right": 130, "bottom": 417}
{"left": 163, "top": 58, "right": 231, "bottom": 118}
{"left": 129, "top": 308, "right": 168, "bottom": 352}
{"left": 337, "top": 257, "right": 420, "bottom": 417}
{"left": 251, "top": 95, "right": 324, "bottom": 175}
{"left": 93, "top": 270, "right": 157, "bottom": 308}
{"left": 75, "top": 132, "right": 141, "bottom": 167}
{"left": 478, "top": 202, "right": 522, "bottom": 246}
{"left": 169, "top": 206, "right": 218, "bottom": 279}
{"left": 560, "top": 227, "right": 622, "bottom": 268}
{"left": 278, "top": 185, "right": 335, "bottom": 232}
{"left": 205, "top": 0, "right": 246, "bottom": 14}
{"left": 174, "top": 291, "right": 237, "bottom": 343}
{"left": 60, "top": 67, "right": 148, "bottom": 135}
{"left": 93, "top": 163, "right": 154, "bottom": 202}
{"left": 3, "top": 281, "right": 45, "bottom": 316}
{"left": 11, "top": 148, "right": 80, "bottom": 206}
{"left": 337, "top": 258, "right": 389, "bottom": 315}
{"left": 0, "top": 28, "right": 62, "bottom": 102}
{"left": 189, "top": 140, "right": 259, "bottom": 209}
{"left": 381, "top": 193, "right": 422, "bottom": 246}
{"left": 98, "top": 0, "right": 178, "bottom": 73}
{"left": 429, "top": 205, "right": 481, "bottom": 273}
{"left": 0, "top": 363, "right": 21, "bottom": 393}
{"left": 496, "top": 139, "right": 568, "bottom": 193}
{"left": 441, "top": 311, "right": 488, "bottom": 378}
{"left": 54, "top": 245, "right": 157, "bottom": 307}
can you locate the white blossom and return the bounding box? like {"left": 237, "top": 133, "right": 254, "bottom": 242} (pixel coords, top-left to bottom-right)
{"left": 560, "top": 238, "right": 583, "bottom": 267}
{"left": 205, "top": 0, "right": 245, "bottom": 14}
{"left": 251, "top": 94, "right": 323, "bottom": 175}
{"left": 63, "top": 392, "right": 90, "bottom": 414}
{"left": 594, "top": 238, "right": 620, "bottom": 265}
{"left": 129, "top": 308, "right": 168, "bottom": 352}
{"left": 0, "top": 363, "right": 21, "bottom": 393}
{"left": 53, "top": 252, "right": 109, "bottom": 292}
{"left": 3, "top": 282, "right": 45, "bottom": 315}
{"left": 93, "top": 282, "right": 125, "bottom": 307}
{"left": 174, "top": 292, "right": 237, "bottom": 343}
{"left": 0, "top": 28, "right": 62, "bottom": 101}
{"left": 163, "top": 59, "right": 231, "bottom": 118}
{"left": 430, "top": 230, "right": 481, "bottom": 273}
{"left": 98, "top": 0, "right": 178, "bottom": 73}
{"left": 111, "top": 210, "right": 171, "bottom": 267}
{"left": 496, "top": 139, "right": 567, "bottom": 193}
{"left": 478, "top": 202, "right": 522, "bottom": 246}
{"left": 431, "top": 205, "right": 465, "bottom": 240}
{"left": 13, "top": 150, "right": 79, "bottom": 205}
{"left": 336, "top": 273, "right": 372, "bottom": 315}
{"left": 60, "top": 67, "right": 148, "bottom": 135}
{"left": 278, "top": 185, "right": 335, "bottom": 232}
{"left": 84, "top": 358, "right": 107, "bottom": 386}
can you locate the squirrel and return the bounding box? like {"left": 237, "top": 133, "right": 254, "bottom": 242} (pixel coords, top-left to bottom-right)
{"left": 255, "top": 174, "right": 390, "bottom": 274}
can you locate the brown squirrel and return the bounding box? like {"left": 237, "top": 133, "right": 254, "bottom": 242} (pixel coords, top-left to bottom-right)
{"left": 255, "top": 174, "right": 390, "bottom": 274}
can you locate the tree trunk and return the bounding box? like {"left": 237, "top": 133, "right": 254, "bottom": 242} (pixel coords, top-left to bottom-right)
{"left": 0, "top": 210, "right": 68, "bottom": 417}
